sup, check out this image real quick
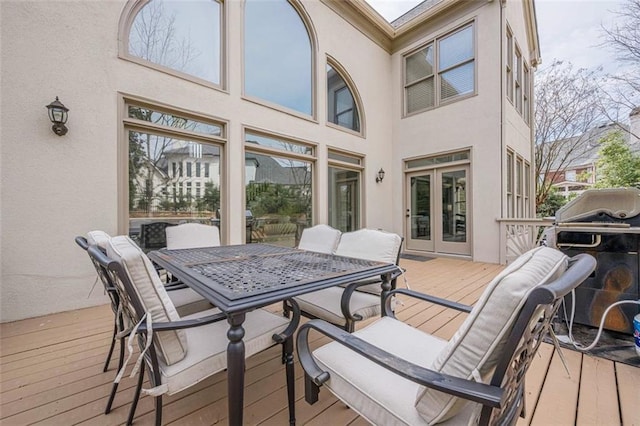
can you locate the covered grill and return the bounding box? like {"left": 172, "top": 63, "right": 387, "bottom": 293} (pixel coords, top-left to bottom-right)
{"left": 546, "top": 188, "right": 640, "bottom": 334}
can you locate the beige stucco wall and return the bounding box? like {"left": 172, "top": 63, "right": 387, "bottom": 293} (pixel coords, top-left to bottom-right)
{"left": 0, "top": 0, "right": 393, "bottom": 322}
{"left": 391, "top": 1, "right": 504, "bottom": 263}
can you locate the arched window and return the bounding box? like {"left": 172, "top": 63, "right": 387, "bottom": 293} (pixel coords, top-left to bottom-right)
{"left": 125, "top": 0, "right": 222, "bottom": 85}
{"left": 326, "top": 59, "right": 362, "bottom": 133}
{"left": 244, "top": 0, "right": 313, "bottom": 116}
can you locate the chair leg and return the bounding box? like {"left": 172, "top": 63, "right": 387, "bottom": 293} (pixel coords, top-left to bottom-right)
{"left": 155, "top": 395, "right": 163, "bottom": 426}
{"left": 304, "top": 373, "right": 320, "bottom": 405}
{"left": 103, "top": 321, "right": 117, "bottom": 372}
{"left": 105, "top": 380, "right": 119, "bottom": 414}
{"left": 283, "top": 338, "right": 296, "bottom": 425}
{"left": 126, "top": 362, "right": 145, "bottom": 426}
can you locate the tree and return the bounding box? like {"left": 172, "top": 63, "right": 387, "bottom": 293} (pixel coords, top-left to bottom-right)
{"left": 600, "top": 0, "right": 640, "bottom": 136}
{"left": 535, "top": 61, "right": 604, "bottom": 208}
{"left": 595, "top": 131, "right": 640, "bottom": 188}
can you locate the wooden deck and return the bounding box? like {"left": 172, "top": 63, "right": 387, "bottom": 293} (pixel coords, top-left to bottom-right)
{"left": 1, "top": 257, "right": 638, "bottom": 425}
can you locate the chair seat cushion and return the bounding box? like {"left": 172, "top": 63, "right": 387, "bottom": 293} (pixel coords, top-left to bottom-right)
{"left": 416, "top": 246, "right": 568, "bottom": 424}
{"left": 167, "top": 287, "right": 212, "bottom": 317}
{"left": 294, "top": 287, "right": 381, "bottom": 325}
{"left": 160, "top": 308, "right": 290, "bottom": 395}
{"left": 313, "top": 317, "right": 453, "bottom": 425}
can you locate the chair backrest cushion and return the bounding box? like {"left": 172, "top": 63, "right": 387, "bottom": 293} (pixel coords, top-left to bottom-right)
{"left": 87, "top": 230, "right": 111, "bottom": 250}
{"left": 166, "top": 223, "right": 221, "bottom": 250}
{"left": 107, "top": 236, "right": 187, "bottom": 365}
{"left": 335, "top": 229, "right": 402, "bottom": 264}
{"left": 415, "top": 246, "right": 568, "bottom": 424}
{"left": 298, "top": 224, "right": 342, "bottom": 254}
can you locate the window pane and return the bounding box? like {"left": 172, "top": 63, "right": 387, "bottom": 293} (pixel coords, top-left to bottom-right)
{"left": 440, "top": 62, "right": 474, "bottom": 100}
{"left": 406, "top": 78, "right": 434, "bottom": 113}
{"left": 245, "top": 152, "right": 312, "bottom": 247}
{"left": 438, "top": 26, "right": 473, "bottom": 71}
{"left": 405, "top": 45, "right": 434, "bottom": 84}
{"left": 245, "top": 132, "right": 313, "bottom": 155}
{"left": 128, "top": 106, "right": 223, "bottom": 136}
{"left": 327, "top": 65, "right": 360, "bottom": 132}
{"left": 244, "top": 0, "right": 312, "bottom": 115}
{"left": 129, "top": 132, "right": 221, "bottom": 247}
{"left": 328, "top": 151, "right": 361, "bottom": 165}
{"left": 129, "top": 0, "right": 221, "bottom": 84}
{"left": 328, "top": 167, "right": 360, "bottom": 232}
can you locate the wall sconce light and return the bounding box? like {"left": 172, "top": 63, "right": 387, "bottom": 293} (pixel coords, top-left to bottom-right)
{"left": 46, "top": 96, "right": 69, "bottom": 136}
{"left": 375, "top": 168, "right": 385, "bottom": 183}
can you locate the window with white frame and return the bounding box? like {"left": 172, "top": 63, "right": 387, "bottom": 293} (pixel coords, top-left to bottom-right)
{"left": 507, "top": 150, "right": 514, "bottom": 217}
{"left": 506, "top": 27, "right": 513, "bottom": 103}
{"left": 127, "top": 0, "right": 222, "bottom": 86}
{"left": 404, "top": 23, "right": 475, "bottom": 115}
{"left": 524, "top": 162, "right": 531, "bottom": 215}
{"left": 514, "top": 45, "right": 522, "bottom": 114}
{"left": 244, "top": 131, "right": 315, "bottom": 247}
{"left": 124, "top": 99, "right": 225, "bottom": 245}
{"left": 523, "top": 63, "right": 530, "bottom": 124}
{"left": 516, "top": 157, "right": 523, "bottom": 217}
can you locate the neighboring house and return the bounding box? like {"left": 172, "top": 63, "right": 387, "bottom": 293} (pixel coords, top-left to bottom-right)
{"left": 542, "top": 109, "right": 640, "bottom": 198}
{"left": 0, "top": 0, "right": 540, "bottom": 321}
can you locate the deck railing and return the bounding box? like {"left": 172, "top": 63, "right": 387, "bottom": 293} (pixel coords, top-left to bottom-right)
{"left": 497, "top": 218, "right": 555, "bottom": 264}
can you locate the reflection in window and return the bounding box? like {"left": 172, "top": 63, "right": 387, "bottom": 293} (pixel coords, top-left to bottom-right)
{"left": 404, "top": 23, "right": 475, "bottom": 114}
{"left": 327, "top": 64, "right": 360, "bottom": 132}
{"left": 244, "top": 0, "right": 312, "bottom": 115}
{"left": 128, "top": 0, "right": 221, "bottom": 84}
{"left": 245, "top": 133, "right": 314, "bottom": 247}
{"left": 126, "top": 102, "right": 224, "bottom": 249}
{"left": 329, "top": 168, "right": 360, "bottom": 232}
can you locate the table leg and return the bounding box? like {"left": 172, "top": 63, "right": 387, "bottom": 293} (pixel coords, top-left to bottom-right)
{"left": 227, "top": 312, "right": 246, "bottom": 426}
{"left": 380, "top": 272, "right": 392, "bottom": 313}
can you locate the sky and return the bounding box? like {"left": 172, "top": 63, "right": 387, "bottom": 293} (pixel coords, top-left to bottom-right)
{"left": 365, "top": 0, "right": 625, "bottom": 74}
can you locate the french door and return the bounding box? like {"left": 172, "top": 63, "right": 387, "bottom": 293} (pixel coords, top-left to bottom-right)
{"left": 405, "top": 165, "right": 470, "bottom": 255}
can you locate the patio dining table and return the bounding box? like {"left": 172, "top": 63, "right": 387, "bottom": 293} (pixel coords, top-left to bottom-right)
{"left": 148, "top": 243, "right": 399, "bottom": 425}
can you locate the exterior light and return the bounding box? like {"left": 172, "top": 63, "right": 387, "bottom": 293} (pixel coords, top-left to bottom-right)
{"left": 375, "top": 168, "right": 385, "bottom": 183}
{"left": 46, "top": 96, "right": 69, "bottom": 136}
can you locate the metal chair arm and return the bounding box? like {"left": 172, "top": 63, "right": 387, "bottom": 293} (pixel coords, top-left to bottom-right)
{"left": 296, "top": 319, "right": 504, "bottom": 408}
{"left": 136, "top": 312, "right": 227, "bottom": 332}
{"left": 382, "top": 288, "right": 473, "bottom": 318}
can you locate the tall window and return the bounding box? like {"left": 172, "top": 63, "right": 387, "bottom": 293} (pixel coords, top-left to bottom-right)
{"left": 514, "top": 46, "right": 523, "bottom": 113}
{"left": 327, "top": 62, "right": 361, "bottom": 133}
{"left": 506, "top": 27, "right": 514, "bottom": 102}
{"left": 127, "top": 0, "right": 222, "bottom": 85}
{"left": 124, "top": 100, "right": 225, "bottom": 247}
{"left": 328, "top": 150, "right": 362, "bottom": 232}
{"left": 244, "top": 0, "right": 313, "bottom": 115}
{"left": 245, "top": 131, "right": 315, "bottom": 247}
{"left": 523, "top": 63, "right": 530, "bottom": 124}
{"left": 506, "top": 150, "right": 514, "bottom": 217}
{"left": 404, "top": 23, "right": 475, "bottom": 115}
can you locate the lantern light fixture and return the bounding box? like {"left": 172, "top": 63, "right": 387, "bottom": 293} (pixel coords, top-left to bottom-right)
{"left": 375, "top": 168, "right": 385, "bottom": 183}
{"left": 46, "top": 96, "right": 69, "bottom": 136}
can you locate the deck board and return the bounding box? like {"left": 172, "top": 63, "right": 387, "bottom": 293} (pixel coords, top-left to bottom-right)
{"left": 1, "top": 257, "right": 635, "bottom": 425}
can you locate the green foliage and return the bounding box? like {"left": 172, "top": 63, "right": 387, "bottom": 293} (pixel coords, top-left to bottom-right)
{"left": 595, "top": 131, "right": 640, "bottom": 188}
{"left": 536, "top": 187, "right": 568, "bottom": 217}
{"left": 196, "top": 182, "right": 220, "bottom": 213}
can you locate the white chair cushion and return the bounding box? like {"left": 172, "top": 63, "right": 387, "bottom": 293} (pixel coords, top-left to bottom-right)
{"left": 168, "top": 287, "right": 212, "bottom": 317}
{"left": 87, "top": 230, "right": 111, "bottom": 250}
{"left": 160, "top": 308, "right": 290, "bottom": 395}
{"left": 416, "top": 246, "right": 568, "bottom": 424}
{"left": 165, "top": 223, "right": 221, "bottom": 250}
{"left": 107, "top": 236, "right": 187, "bottom": 365}
{"left": 335, "top": 229, "right": 402, "bottom": 264}
{"left": 313, "top": 317, "right": 449, "bottom": 426}
{"left": 298, "top": 224, "right": 342, "bottom": 254}
{"left": 294, "top": 287, "right": 381, "bottom": 324}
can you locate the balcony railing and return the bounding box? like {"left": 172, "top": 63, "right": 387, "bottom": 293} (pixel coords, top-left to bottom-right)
{"left": 497, "top": 218, "right": 555, "bottom": 264}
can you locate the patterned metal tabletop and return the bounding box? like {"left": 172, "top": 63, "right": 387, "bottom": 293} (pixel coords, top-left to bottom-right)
{"left": 149, "top": 244, "right": 398, "bottom": 309}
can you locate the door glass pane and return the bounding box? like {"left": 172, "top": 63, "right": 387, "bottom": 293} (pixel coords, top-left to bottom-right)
{"left": 329, "top": 167, "right": 360, "bottom": 232}
{"left": 410, "top": 175, "right": 431, "bottom": 240}
{"left": 441, "top": 170, "right": 466, "bottom": 243}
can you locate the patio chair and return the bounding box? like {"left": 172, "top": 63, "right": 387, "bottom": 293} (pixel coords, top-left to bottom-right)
{"left": 88, "top": 235, "right": 300, "bottom": 426}
{"left": 290, "top": 228, "right": 403, "bottom": 332}
{"left": 139, "top": 221, "right": 176, "bottom": 252}
{"left": 297, "top": 224, "right": 342, "bottom": 254}
{"left": 296, "top": 247, "right": 596, "bottom": 425}
{"left": 165, "top": 222, "right": 221, "bottom": 250}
